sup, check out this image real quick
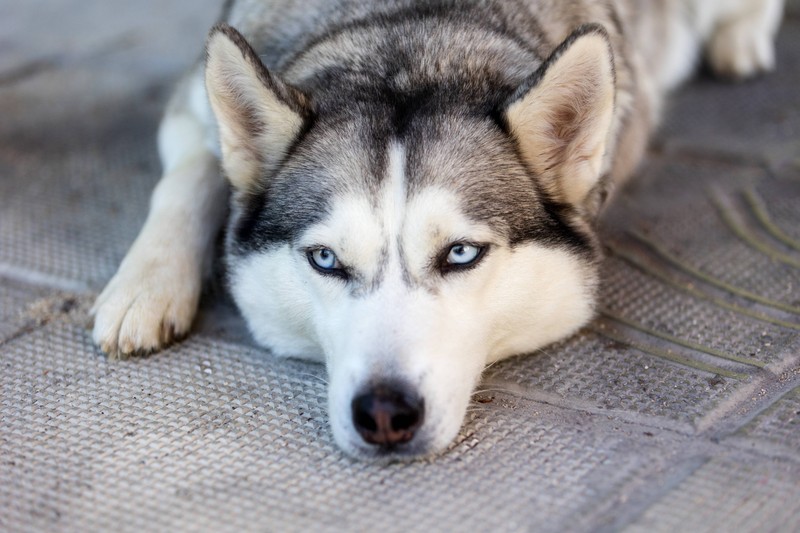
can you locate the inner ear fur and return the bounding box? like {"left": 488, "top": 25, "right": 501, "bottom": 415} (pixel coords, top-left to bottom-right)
{"left": 205, "top": 23, "right": 310, "bottom": 192}
{"left": 504, "top": 24, "right": 616, "bottom": 209}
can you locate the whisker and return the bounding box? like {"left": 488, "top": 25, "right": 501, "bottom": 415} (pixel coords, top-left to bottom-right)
{"left": 297, "top": 372, "right": 329, "bottom": 385}
{"left": 482, "top": 358, "right": 508, "bottom": 372}
{"left": 472, "top": 386, "right": 516, "bottom": 396}
{"left": 482, "top": 346, "right": 553, "bottom": 375}
{"left": 533, "top": 346, "right": 556, "bottom": 358}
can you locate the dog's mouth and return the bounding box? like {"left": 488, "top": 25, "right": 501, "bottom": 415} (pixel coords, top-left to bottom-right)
{"left": 342, "top": 432, "right": 438, "bottom": 462}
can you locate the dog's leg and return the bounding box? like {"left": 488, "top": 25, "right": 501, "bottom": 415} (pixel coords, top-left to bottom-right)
{"left": 704, "top": 0, "right": 784, "bottom": 79}
{"left": 92, "top": 72, "right": 227, "bottom": 357}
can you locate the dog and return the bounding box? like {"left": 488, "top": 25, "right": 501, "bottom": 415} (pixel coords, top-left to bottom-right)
{"left": 92, "top": 0, "right": 784, "bottom": 459}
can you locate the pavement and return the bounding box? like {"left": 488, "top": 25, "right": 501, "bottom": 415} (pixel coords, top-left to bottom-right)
{"left": 1, "top": 2, "right": 799, "bottom": 532}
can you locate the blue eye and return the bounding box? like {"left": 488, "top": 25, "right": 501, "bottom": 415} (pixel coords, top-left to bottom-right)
{"left": 445, "top": 243, "right": 484, "bottom": 267}
{"left": 309, "top": 248, "right": 339, "bottom": 271}
{"left": 447, "top": 244, "right": 480, "bottom": 265}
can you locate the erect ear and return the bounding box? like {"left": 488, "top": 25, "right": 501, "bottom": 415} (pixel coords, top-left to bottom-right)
{"left": 205, "top": 23, "right": 310, "bottom": 192}
{"left": 504, "top": 24, "right": 616, "bottom": 209}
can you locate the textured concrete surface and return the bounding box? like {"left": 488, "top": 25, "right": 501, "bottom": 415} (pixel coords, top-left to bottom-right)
{"left": 1, "top": 1, "right": 799, "bottom": 532}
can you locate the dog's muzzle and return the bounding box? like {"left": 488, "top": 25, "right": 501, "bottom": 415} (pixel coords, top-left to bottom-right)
{"left": 351, "top": 382, "right": 424, "bottom": 448}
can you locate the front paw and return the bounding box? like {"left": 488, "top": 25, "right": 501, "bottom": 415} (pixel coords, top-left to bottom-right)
{"left": 708, "top": 16, "right": 777, "bottom": 79}
{"left": 92, "top": 256, "right": 201, "bottom": 358}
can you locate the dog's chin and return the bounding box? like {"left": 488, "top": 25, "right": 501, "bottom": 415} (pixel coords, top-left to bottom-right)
{"left": 337, "top": 438, "right": 450, "bottom": 464}
{"left": 332, "top": 415, "right": 464, "bottom": 463}
{"left": 340, "top": 441, "right": 437, "bottom": 464}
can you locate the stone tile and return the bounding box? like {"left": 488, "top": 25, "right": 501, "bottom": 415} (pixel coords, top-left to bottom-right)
{"left": 1, "top": 1, "right": 799, "bottom": 532}
{"left": 0, "top": 278, "right": 47, "bottom": 341}
{"left": 656, "top": 18, "right": 800, "bottom": 169}
{"left": 0, "top": 322, "right": 657, "bottom": 533}
{"left": 600, "top": 254, "right": 797, "bottom": 367}
{"left": 731, "top": 385, "right": 800, "bottom": 458}
{"left": 624, "top": 457, "right": 800, "bottom": 533}
{"left": 604, "top": 157, "right": 800, "bottom": 323}
{"left": 0, "top": 1, "right": 219, "bottom": 289}
{"left": 0, "top": 277, "right": 81, "bottom": 342}
{"left": 483, "top": 329, "right": 741, "bottom": 431}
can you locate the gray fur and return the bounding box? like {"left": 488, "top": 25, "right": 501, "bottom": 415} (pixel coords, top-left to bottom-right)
{"left": 220, "top": 0, "right": 643, "bottom": 262}
{"left": 92, "top": 0, "right": 784, "bottom": 456}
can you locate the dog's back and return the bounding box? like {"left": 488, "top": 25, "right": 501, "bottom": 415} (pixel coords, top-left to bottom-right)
{"left": 221, "top": 0, "right": 783, "bottom": 188}
{"left": 226, "top": 0, "right": 647, "bottom": 184}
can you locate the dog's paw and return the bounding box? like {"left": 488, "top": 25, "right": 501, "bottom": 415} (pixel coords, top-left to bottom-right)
{"left": 92, "top": 255, "right": 201, "bottom": 358}
{"left": 708, "top": 24, "right": 775, "bottom": 79}
{"left": 707, "top": 12, "right": 777, "bottom": 79}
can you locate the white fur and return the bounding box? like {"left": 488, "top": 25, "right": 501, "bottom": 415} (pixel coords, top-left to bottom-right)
{"left": 385, "top": 143, "right": 407, "bottom": 241}
{"left": 703, "top": 0, "right": 785, "bottom": 79}
{"left": 229, "top": 143, "right": 596, "bottom": 456}
{"left": 230, "top": 245, "right": 324, "bottom": 359}
{"left": 92, "top": 76, "right": 228, "bottom": 357}
{"left": 642, "top": 0, "right": 784, "bottom": 91}
{"left": 505, "top": 31, "right": 616, "bottom": 207}
{"left": 205, "top": 31, "right": 305, "bottom": 191}
{"left": 657, "top": 5, "right": 704, "bottom": 91}
{"left": 93, "top": 0, "right": 784, "bottom": 455}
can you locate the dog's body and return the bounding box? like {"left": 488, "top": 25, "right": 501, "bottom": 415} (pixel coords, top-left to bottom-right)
{"left": 92, "top": 0, "right": 783, "bottom": 458}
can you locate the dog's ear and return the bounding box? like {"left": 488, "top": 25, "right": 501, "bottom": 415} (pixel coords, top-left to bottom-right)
{"left": 205, "top": 23, "right": 310, "bottom": 192}
{"left": 504, "top": 24, "right": 615, "bottom": 209}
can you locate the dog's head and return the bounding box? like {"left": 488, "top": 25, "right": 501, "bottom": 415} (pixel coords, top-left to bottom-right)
{"left": 205, "top": 23, "right": 615, "bottom": 459}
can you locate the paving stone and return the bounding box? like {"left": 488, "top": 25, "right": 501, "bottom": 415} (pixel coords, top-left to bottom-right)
{"left": 624, "top": 457, "right": 800, "bottom": 533}
{"left": 605, "top": 159, "right": 800, "bottom": 314}
{"left": 483, "top": 330, "right": 741, "bottom": 430}
{"left": 656, "top": 17, "right": 800, "bottom": 169}
{"left": 752, "top": 176, "right": 800, "bottom": 245}
{"left": 1, "top": 321, "right": 658, "bottom": 533}
{"left": 0, "top": 278, "right": 52, "bottom": 341}
{"left": 0, "top": 129, "right": 159, "bottom": 288}
{"left": 0, "top": 0, "right": 219, "bottom": 289}
{"left": 1, "top": 1, "right": 800, "bottom": 532}
{"left": 600, "top": 255, "right": 797, "bottom": 367}
{"left": 734, "top": 386, "right": 800, "bottom": 456}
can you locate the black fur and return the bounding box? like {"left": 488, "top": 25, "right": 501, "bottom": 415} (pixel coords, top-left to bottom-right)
{"left": 222, "top": 2, "right": 603, "bottom": 264}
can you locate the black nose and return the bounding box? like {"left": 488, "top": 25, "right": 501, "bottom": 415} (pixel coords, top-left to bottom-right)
{"left": 351, "top": 383, "right": 424, "bottom": 448}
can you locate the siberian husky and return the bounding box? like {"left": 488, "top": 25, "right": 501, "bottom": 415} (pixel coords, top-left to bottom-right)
{"left": 92, "top": 0, "right": 784, "bottom": 459}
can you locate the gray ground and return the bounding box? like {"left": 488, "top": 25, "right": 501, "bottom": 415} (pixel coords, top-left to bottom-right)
{"left": 1, "top": 1, "right": 799, "bottom": 532}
